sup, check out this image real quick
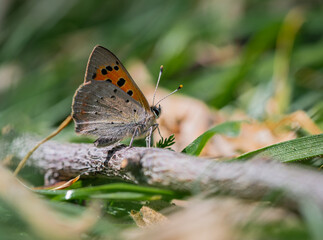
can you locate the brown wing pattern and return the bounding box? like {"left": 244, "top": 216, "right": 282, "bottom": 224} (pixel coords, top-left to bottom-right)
{"left": 72, "top": 80, "right": 146, "bottom": 145}
{"left": 84, "top": 46, "right": 150, "bottom": 111}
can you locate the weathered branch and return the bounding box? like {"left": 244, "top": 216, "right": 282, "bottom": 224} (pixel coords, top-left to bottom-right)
{"left": 6, "top": 135, "right": 323, "bottom": 211}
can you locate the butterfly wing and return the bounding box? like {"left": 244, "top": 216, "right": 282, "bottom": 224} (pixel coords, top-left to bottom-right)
{"left": 72, "top": 80, "right": 147, "bottom": 146}
{"left": 84, "top": 45, "right": 150, "bottom": 111}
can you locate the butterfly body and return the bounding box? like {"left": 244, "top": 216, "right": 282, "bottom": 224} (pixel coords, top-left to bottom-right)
{"left": 72, "top": 46, "right": 158, "bottom": 147}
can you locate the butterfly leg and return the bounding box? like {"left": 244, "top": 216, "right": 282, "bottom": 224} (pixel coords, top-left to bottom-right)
{"left": 129, "top": 126, "right": 139, "bottom": 148}
{"left": 145, "top": 127, "right": 153, "bottom": 148}
{"left": 145, "top": 124, "right": 159, "bottom": 148}
{"left": 156, "top": 124, "right": 163, "bottom": 139}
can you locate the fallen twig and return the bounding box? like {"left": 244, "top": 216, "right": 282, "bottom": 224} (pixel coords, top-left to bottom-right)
{"left": 7, "top": 135, "right": 323, "bottom": 211}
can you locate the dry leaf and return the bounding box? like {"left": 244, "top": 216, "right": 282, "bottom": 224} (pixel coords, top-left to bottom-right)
{"left": 125, "top": 197, "right": 299, "bottom": 240}
{"left": 130, "top": 210, "right": 147, "bottom": 228}
{"left": 128, "top": 60, "right": 320, "bottom": 158}
{"left": 33, "top": 175, "right": 80, "bottom": 190}
{"left": 130, "top": 206, "right": 167, "bottom": 228}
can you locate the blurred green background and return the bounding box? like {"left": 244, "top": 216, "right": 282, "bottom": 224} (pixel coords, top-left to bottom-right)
{"left": 0, "top": 0, "right": 322, "bottom": 139}
{"left": 0, "top": 1, "right": 323, "bottom": 239}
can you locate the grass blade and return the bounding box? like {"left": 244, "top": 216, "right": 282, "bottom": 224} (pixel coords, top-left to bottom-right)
{"left": 237, "top": 134, "right": 323, "bottom": 162}
{"left": 182, "top": 121, "right": 241, "bottom": 156}
{"left": 35, "top": 183, "right": 179, "bottom": 201}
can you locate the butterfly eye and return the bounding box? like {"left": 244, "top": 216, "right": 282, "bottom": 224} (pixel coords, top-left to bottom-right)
{"left": 151, "top": 105, "right": 161, "bottom": 119}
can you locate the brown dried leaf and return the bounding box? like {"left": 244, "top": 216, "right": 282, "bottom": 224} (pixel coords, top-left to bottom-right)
{"left": 130, "top": 206, "right": 167, "bottom": 228}
{"left": 33, "top": 175, "right": 80, "bottom": 190}
{"left": 128, "top": 60, "right": 320, "bottom": 158}
{"left": 130, "top": 210, "right": 147, "bottom": 228}
{"left": 125, "top": 197, "right": 299, "bottom": 240}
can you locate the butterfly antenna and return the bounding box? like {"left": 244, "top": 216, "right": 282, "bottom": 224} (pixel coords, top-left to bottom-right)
{"left": 152, "top": 65, "right": 163, "bottom": 106}
{"left": 154, "top": 85, "right": 183, "bottom": 106}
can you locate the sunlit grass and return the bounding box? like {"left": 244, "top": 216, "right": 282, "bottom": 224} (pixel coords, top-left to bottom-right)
{"left": 0, "top": 0, "right": 322, "bottom": 239}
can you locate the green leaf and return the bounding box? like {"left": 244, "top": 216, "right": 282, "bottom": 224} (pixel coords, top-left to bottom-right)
{"left": 237, "top": 134, "right": 323, "bottom": 162}
{"left": 91, "top": 192, "right": 162, "bottom": 201}
{"left": 35, "top": 183, "right": 179, "bottom": 201}
{"left": 182, "top": 121, "right": 242, "bottom": 156}
{"left": 156, "top": 134, "right": 175, "bottom": 149}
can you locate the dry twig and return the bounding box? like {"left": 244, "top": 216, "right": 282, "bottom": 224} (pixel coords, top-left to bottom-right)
{"left": 7, "top": 135, "right": 323, "bottom": 211}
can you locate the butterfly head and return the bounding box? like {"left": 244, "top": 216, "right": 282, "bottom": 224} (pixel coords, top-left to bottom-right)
{"left": 151, "top": 105, "right": 161, "bottom": 119}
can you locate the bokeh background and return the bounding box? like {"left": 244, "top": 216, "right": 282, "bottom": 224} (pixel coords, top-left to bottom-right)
{"left": 0, "top": 0, "right": 322, "bottom": 142}
{"left": 0, "top": 1, "right": 323, "bottom": 239}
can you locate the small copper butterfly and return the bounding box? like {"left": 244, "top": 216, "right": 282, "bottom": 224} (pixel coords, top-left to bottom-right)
{"left": 72, "top": 46, "right": 181, "bottom": 147}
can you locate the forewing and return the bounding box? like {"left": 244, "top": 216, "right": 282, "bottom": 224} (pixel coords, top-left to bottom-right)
{"left": 72, "top": 80, "right": 146, "bottom": 144}
{"left": 84, "top": 45, "right": 150, "bottom": 110}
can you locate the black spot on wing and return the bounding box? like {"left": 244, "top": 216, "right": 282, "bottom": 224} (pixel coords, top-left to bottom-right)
{"left": 106, "top": 66, "right": 113, "bottom": 71}
{"left": 117, "top": 78, "right": 125, "bottom": 87}
{"left": 127, "top": 90, "right": 133, "bottom": 96}
{"left": 101, "top": 69, "right": 107, "bottom": 75}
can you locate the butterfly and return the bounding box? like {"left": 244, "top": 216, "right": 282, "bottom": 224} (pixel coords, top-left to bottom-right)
{"left": 72, "top": 45, "right": 163, "bottom": 147}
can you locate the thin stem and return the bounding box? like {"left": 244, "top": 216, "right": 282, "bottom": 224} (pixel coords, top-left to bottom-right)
{"left": 14, "top": 115, "right": 72, "bottom": 176}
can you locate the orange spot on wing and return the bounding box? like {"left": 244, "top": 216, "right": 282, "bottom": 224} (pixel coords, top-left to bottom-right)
{"left": 84, "top": 46, "right": 150, "bottom": 110}
{"left": 93, "top": 65, "right": 141, "bottom": 101}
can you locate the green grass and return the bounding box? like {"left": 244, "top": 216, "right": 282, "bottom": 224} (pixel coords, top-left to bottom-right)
{"left": 182, "top": 121, "right": 242, "bottom": 155}
{"left": 237, "top": 134, "right": 323, "bottom": 162}
{"left": 1, "top": 0, "right": 323, "bottom": 239}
